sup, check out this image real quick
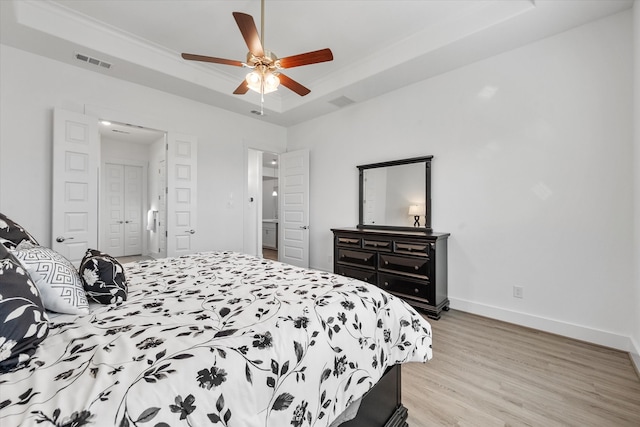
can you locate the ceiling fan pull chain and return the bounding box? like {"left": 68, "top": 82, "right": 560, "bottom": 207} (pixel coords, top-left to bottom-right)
{"left": 260, "top": 76, "right": 265, "bottom": 115}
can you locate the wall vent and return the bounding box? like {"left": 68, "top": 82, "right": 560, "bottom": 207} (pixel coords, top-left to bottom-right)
{"left": 75, "top": 52, "right": 112, "bottom": 69}
{"left": 328, "top": 96, "right": 355, "bottom": 108}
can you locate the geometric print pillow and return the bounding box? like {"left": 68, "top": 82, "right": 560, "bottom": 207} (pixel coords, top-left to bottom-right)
{"left": 0, "top": 212, "right": 39, "bottom": 250}
{"left": 79, "top": 249, "right": 127, "bottom": 304}
{"left": 12, "top": 246, "right": 89, "bottom": 315}
{"left": 0, "top": 245, "right": 49, "bottom": 372}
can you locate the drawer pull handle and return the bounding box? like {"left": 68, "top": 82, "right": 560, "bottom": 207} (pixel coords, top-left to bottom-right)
{"left": 384, "top": 282, "right": 389, "bottom": 287}
{"left": 414, "top": 266, "right": 419, "bottom": 270}
{"left": 384, "top": 261, "right": 389, "bottom": 265}
{"left": 397, "top": 244, "right": 425, "bottom": 252}
{"left": 364, "top": 278, "right": 368, "bottom": 282}
{"left": 414, "top": 288, "right": 419, "bottom": 294}
{"left": 339, "top": 238, "right": 359, "bottom": 245}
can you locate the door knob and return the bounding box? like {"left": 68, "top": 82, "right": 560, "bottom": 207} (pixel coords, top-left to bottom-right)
{"left": 186, "top": 229, "right": 196, "bottom": 234}
{"left": 300, "top": 226, "right": 309, "bottom": 230}
{"left": 55, "top": 236, "right": 74, "bottom": 243}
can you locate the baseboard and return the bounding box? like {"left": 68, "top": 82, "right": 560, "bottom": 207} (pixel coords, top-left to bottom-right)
{"left": 630, "top": 337, "right": 640, "bottom": 378}
{"left": 450, "top": 297, "right": 633, "bottom": 352}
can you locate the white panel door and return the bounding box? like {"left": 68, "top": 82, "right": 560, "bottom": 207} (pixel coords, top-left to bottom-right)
{"left": 104, "top": 163, "right": 125, "bottom": 256}
{"left": 279, "top": 149, "right": 309, "bottom": 268}
{"left": 103, "top": 163, "right": 143, "bottom": 257}
{"left": 123, "top": 165, "right": 143, "bottom": 256}
{"left": 167, "top": 133, "right": 197, "bottom": 257}
{"left": 52, "top": 108, "right": 99, "bottom": 266}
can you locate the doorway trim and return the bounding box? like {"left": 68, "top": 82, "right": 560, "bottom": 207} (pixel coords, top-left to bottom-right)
{"left": 84, "top": 104, "right": 169, "bottom": 258}
{"left": 243, "top": 140, "right": 283, "bottom": 259}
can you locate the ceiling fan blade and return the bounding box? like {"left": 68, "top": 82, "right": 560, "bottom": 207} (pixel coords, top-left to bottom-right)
{"left": 232, "top": 12, "right": 264, "bottom": 58}
{"left": 278, "top": 48, "right": 333, "bottom": 69}
{"left": 278, "top": 74, "right": 311, "bottom": 96}
{"left": 182, "top": 53, "right": 243, "bottom": 67}
{"left": 233, "top": 81, "right": 249, "bottom": 95}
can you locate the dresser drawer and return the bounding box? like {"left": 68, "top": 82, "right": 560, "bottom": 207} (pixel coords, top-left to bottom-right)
{"left": 393, "top": 241, "right": 431, "bottom": 257}
{"left": 379, "top": 273, "right": 431, "bottom": 302}
{"left": 337, "top": 249, "right": 376, "bottom": 269}
{"left": 335, "top": 265, "right": 376, "bottom": 284}
{"left": 362, "top": 239, "right": 392, "bottom": 251}
{"left": 379, "top": 254, "right": 429, "bottom": 279}
{"left": 336, "top": 236, "right": 361, "bottom": 248}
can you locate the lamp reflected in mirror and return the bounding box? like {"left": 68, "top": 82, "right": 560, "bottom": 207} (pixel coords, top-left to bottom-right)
{"left": 408, "top": 204, "right": 426, "bottom": 227}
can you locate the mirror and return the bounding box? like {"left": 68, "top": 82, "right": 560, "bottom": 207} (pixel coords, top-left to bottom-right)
{"left": 358, "top": 156, "right": 432, "bottom": 232}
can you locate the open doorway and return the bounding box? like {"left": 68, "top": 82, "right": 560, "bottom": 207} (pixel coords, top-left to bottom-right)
{"left": 245, "top": 148, "right": 280, "bottom": 260}
{"left": 262, "top": 152, "right": 279, "bottom": 261}
{"left": 97, "top": 120, "right": 167, "bottom": 259}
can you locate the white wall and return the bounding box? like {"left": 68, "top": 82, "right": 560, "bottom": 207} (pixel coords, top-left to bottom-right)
{"left": 0, "top": 44, "right": 287, "bottom": 253}
{"left": 102, "top": 137, "right": 152, "bottom": 163}
{"left": 288, "top": 11, "right": 635, "bottom": 351}
{"left": 632, "top": 0, "right": 640, "bottom": 372}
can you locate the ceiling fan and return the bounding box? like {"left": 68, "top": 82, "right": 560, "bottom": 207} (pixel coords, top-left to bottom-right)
{"left": 181, "top": 0, "right": 333, "bottom": 98}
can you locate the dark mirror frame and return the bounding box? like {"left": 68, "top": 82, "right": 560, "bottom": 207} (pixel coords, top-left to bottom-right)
{"left": 358, "top": 155, "right": 433, "bottom": 233}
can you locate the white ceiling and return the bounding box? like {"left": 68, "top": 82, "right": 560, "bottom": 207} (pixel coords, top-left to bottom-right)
{"left": 0, "top": 0, "right": 633, "bottom": 127}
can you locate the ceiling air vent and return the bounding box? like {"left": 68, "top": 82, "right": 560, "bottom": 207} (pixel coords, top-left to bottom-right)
{"left": 75, "top": 53, "right": 112, "bottom": 70}
{"left": 328, "top": 96, "right": 355, "bottom": 108}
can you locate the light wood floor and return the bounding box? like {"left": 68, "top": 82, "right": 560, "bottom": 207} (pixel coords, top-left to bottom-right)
{"left": 263, "top": 248, "right": 278, "bottom": 261}
{"left": 117, "top": 255, "right": 154, "bottom": 264}
{"left": 403, "top": 310, "right": 640, "bottom": 426}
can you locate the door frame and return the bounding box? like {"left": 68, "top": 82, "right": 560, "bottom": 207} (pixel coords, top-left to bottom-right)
{"left": 243, "top": 141, "right": 283, "bottom": 259}
{"left": 85, "top": 105, "right": 168, "bottom": 257}
{"left": 83, "top": 105, "right": 198, "bottom": 259}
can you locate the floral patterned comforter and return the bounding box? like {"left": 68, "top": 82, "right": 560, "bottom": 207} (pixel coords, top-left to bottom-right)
{"left": 0, "top": 251, "right": 432, "bottom": 427}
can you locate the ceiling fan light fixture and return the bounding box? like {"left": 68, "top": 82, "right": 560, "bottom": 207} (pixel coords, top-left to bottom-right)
{"left": 181, "top": 0, "right": 333, "bottom": 98}
{"left": 264, "top": 72, "right": 280, "bottom": 91}
{"left": 245, "top": 68, "right": 279, "bottom": 94}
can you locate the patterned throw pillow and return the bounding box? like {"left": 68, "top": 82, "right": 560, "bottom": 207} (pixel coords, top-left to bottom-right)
{"left": 0, "top": 212, "right": 39, "bottom": 250}
{"left": 12, "top": 246, "right": 89, "bottom": 315}
{"left": 79, "top": 249, "right": 128, "bottom": 304}
{"left": 0, "top": 244, "right": 49, "bottom": 372}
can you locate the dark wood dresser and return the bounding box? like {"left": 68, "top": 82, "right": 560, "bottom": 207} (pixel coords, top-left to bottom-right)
{"left": 332, "top": 227, "right": 450, "bottom": 319}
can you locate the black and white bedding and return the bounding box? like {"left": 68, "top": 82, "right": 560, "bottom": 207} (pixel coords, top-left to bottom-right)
{"left": 0, "top": 251, "right": 432, "bottom": 427}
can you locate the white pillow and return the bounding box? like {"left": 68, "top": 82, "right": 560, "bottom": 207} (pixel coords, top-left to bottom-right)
{"left": 12, "top": 246, "right": 89, "bottom": 315}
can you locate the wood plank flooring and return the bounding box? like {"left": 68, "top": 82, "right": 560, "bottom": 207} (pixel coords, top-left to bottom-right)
{"left": 263, "top": 248, "right": 278, "bottom": 261}
{"left": 117, "top": 255, "right": 155, "bottom": 264}
{"left": 403, "top": 310, "right": 640, "bottom": 426}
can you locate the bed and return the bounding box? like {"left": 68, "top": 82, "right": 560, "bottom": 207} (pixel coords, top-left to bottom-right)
{"left": 0, "top": 244, "right": 432, "bottom": 427}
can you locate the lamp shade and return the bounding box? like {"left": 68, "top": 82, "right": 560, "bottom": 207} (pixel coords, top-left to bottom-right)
{"left": 246, "top": 69, "right": 280, "bottom": 94}
{"left": 408, "top": 205, "right": 425, "bottom": 216}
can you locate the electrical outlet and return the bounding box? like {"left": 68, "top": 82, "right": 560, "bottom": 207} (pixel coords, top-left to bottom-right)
{"left": 513, "top": 286, "right": 524, "bottom": 299}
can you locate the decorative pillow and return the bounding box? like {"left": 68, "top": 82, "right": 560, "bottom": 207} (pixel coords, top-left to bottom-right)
{"left": 0, "top": 244, "right": 49, "bottom": 372}
{"left": 12, "top": 246, "right": 89, "bottom": 315}
{"left": 0, "top": 212, "right": 39, "bottom": 250}
{"left": 79, "top": 249, "right": 128, "bottom": 304}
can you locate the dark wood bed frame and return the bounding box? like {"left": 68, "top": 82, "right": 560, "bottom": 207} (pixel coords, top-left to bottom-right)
{"left": 340, "top": 364, "right": 407, "bottom": 427}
